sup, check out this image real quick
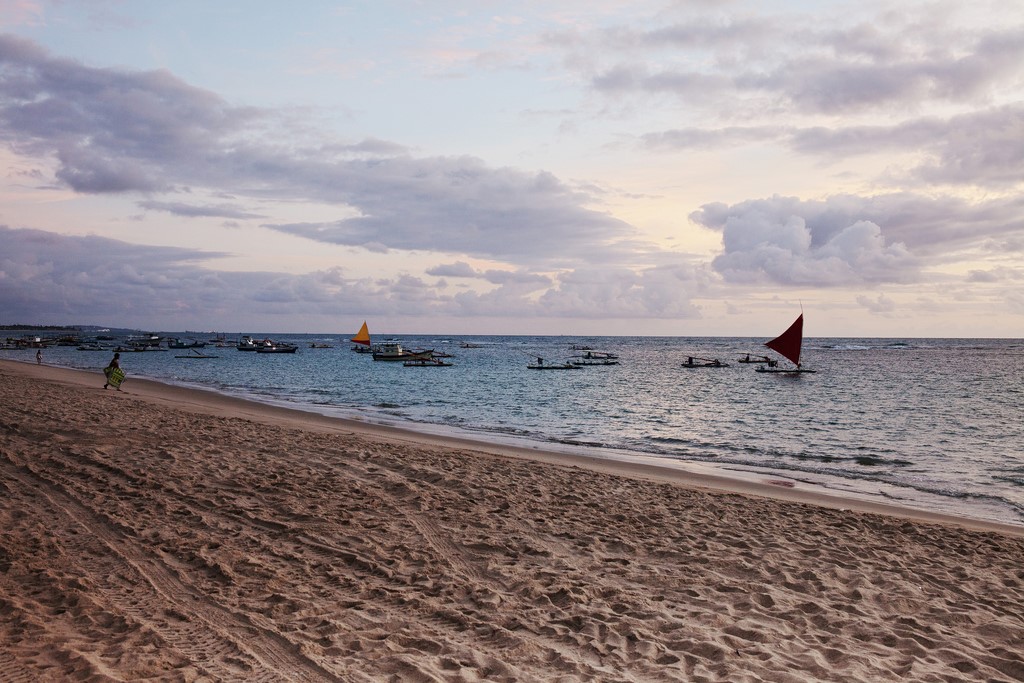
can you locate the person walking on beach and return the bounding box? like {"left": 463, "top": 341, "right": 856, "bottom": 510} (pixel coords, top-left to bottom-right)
{"left": 103, "top": 352, "right": 122, "bottom": 390}
{"left": 36, "top": 349, "right": 42, "bottom": 364}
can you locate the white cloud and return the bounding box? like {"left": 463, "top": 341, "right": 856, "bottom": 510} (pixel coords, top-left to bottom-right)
{"left": 693, "top": 195, "right": 919, "bottom": 286}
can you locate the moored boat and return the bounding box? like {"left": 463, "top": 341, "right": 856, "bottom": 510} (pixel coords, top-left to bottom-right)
{"left": 404, "top": 357, "right": 452, "bottom": 367}
{"left": 167, "top": 337, "right": 206, "bottom": 349}
{"left": 571, "top": 350, "right": 619, "bottom": 366}
{"left": 682, "top": 356, "right": 729, "bottom": 368}
{"left": 371, "top": 341, "right": 433, "bottom": 361}
{"left": 255, "top": 339, "right": 298, "bottom": 354}
{"left": 528, "top": 357, "right": 579, "bottom": 370}
{"left": 237, "top": 336, "right": 258, "bottom": 351}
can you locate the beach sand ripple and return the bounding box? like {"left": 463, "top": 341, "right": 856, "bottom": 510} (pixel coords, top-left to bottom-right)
{"left": 1, "top": 363, "right": 1023, "bottom": 681}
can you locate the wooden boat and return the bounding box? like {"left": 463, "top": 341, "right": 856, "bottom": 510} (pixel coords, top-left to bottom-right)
{"left": 756, "top": 313, "right": 817, "bottom": 374}
{"left": 528, "top": 357, "right": 579, "bottom": 370}
{"left": 571, "top": 350, "right": 619, "bottom": 366}
{"left": 175, "top": 349, "right": 219, "bottom": 359}
{"left": 737, "top": 354, "right": 771, "bottom": 364}
{"left": 350, "top": 321, "right": 373, "bottom": 353}
{"left": 681, "top": 356, "right": 729, "bottom": 368}
{"left": 404, "top": 358, "right": 452, "bottom": 367}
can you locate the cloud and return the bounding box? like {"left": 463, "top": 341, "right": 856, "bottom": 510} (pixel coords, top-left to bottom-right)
{"left": 583, "top": 15, "right": 1024, "bottom": 115}
{"left": 262, "top": 159, "right": 635, "bottom": 264}
{"left": 426, "top": 261, "right": 552, "bottom": 286}
{"left": 692, "top": 193, "right": 1024, "bottom": 286}
{"left": 0, "top": 225, "right": 709, "bottom": 328}
{"left": 0, "top": 34, "right": 639, "bottom": 267}
{"left": 138, "top": 200, "right": 266, "bottom": 219}
{"left": 856, "top": 293, "right": 897, "bottom": 314}
{"left": 791, "top": 105, "right": 1024, "bottom": 187}
{"left": 0, "top": 35, "right": 254, "bottom": 193}
{"left": 691, "top": 195, "right": 923, "bottom": 286}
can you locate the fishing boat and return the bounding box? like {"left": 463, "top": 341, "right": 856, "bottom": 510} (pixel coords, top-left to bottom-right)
{"left": 167, "top": 337, "right": 206, "bottom": 349}
{"left": 350, "top": 321, "right": 373, "bottom": 353}
{"left": 571, "top": 350, "right": 620, "bottom": 366}
{"left": 404, "top": 357, "right": 452, "bottom": 367}
{"left": 371, "top": 341, "right": 433, "bottom": 361}
{"left": 175, "top": 349, "right": 219, "bottom": 359}
{"left": 737, "top": 354, "right": 771, "bottom": 364}
{"left": 681, "top": 356, "right": 729, "bottom": 368}
{"left": 527, "top": 357, "right": 579, "bottom": 370}
{"left": 756, "top": 313, "right": 817, "bottom": 374}
{"left": 237, "top": 336, "right": 259, "bottom": 351}
{"left": 255, "top": 339, "right": 298, "bottom": 354}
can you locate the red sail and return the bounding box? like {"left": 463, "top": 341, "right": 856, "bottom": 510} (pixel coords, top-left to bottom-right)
{"left": 764, "top": 314, "right": 804, "bottom": 367}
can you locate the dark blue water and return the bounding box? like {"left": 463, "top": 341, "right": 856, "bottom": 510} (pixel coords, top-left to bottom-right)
{"left": 8, "top": 333, "right": 1023, "bottom": 527}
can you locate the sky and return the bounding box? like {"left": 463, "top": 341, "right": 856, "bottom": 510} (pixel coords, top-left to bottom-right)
{"left": 1, "top": 0, "right": 1022, "bottom": 337}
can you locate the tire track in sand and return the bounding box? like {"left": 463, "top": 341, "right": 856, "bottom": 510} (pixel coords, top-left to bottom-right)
{"left": 1, "top": 457, "right": 336, "bottom": 683}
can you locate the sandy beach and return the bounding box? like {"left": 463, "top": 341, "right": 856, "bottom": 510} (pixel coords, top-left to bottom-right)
{"left": 1, "top": 360, "right": 1022, "bottom": 682}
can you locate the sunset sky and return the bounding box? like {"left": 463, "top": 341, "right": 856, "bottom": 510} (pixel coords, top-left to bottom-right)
{"left": 1, "top": 1, "right": 1022, "bottom": 337}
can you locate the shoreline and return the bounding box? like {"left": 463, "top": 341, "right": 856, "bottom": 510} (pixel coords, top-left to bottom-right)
{"left": 6, "top": 359, "right": 1021, "bottom": 538}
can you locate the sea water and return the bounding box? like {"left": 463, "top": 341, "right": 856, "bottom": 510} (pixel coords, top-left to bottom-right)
{"left": 8, "top": 333, "right": 1023, "bottom": 527}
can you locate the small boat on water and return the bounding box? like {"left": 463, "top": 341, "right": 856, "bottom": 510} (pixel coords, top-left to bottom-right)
{"left": 167, "top": 338, "right": 206, "bottom": 349}
{"left": 350, "top": 322, "right": 373, "bottom": 353}
{"left": 738, "top": 354, "right": 771, "bottom": 364}
{"left": 571, "top": 350, "right": 619, "bottom": 366}
{"left": 528, "top": 357, "right": 579, "bottom": 370}
{"left": 371, "top": 341, "right": 433, "bottom": 361}
{"left": 309, "top": 342, "right": 334, "bottom": 348}
{"left": 404, "top": 357, "right": 452, "bottom": 367}
{"left": 682, "top": 356, "right": 729, "bottom": 368}
{"left": 175, "top": 349, "right": 219, "bottom": 359}
{"left": 237, "top": 336, "right": 259, "bottom": 351}
{"left": 255, "top": 340, "right": 298, "bottom": 354}
{"left": 756, "top": 312, "right": 817, "bottom": 374}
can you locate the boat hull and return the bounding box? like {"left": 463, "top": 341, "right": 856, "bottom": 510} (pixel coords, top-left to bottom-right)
{"left": 755, "top": 366, "right": 816, "bottom": 374}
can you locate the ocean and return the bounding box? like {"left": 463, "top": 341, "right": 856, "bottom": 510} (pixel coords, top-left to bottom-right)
{"left": 7, "top": 332, "right": 1023, "bottom": 528}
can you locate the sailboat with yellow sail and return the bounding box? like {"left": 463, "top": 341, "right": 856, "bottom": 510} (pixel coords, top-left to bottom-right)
{"left": 755, "top": 312, "right": 817, "bottom": 374}
{"left": 350, "top": 321, "right": 372, "bottom": 353}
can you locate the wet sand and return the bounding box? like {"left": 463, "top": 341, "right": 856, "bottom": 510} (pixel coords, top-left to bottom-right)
{"left": 2, "top": 359, "right": 1023, "bottom": 681}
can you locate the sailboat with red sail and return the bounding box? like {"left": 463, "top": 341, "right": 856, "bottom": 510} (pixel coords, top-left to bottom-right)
{"left": 756, "top": 313, "right": 817, "bottom": 374}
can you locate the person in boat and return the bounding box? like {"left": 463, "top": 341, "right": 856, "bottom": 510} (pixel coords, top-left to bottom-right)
{"left": 744, "top": 354, "right": 750, "bottom": 362}
{"left": 685, "top": 356, "right": 694, "bottom": 367}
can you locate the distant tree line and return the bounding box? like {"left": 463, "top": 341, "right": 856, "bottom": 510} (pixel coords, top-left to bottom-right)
{"left": 1, "top": 324, "right": 81, "bottom": 331}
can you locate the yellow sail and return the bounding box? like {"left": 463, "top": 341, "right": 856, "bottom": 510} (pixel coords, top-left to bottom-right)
{"left": 350, "top": 321, "right": 371, "bottom": 346}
